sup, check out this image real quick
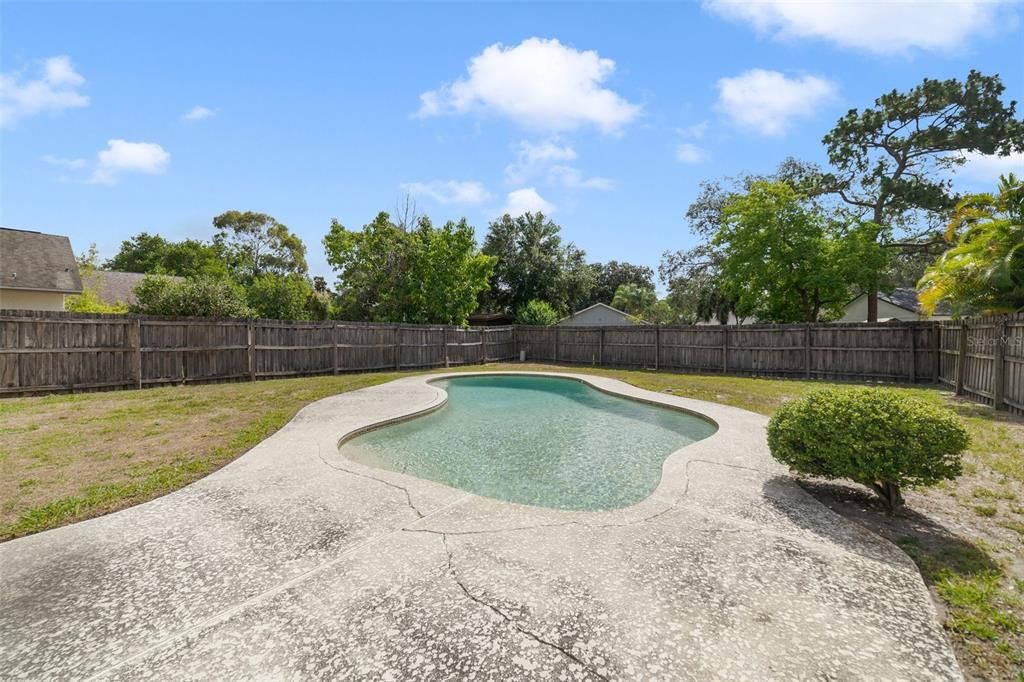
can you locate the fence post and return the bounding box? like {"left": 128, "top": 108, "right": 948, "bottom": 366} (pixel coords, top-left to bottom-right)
{"left": 554, "top": 327, "right": 560, "bottom": 363}
{"left": 932, "top": 323, "right": 940, "bottom": 384}
{"left": 478, "top": 328, "right": 485, "bottom": 365}
{"left": 654, "top": 326, "right": 660, "bottom": 371}
{"left": 804, "top": 324, "right": 812, "bottom": 379}
{"left": 722, "top": 326, "right": 729, "bottom": 374}
{"left": 955, "top": 319, "right": 969, "bottom": 395}
{"left": 908, "top": 323, "right": 916, "bottom": 384}
{"left": 333, "top": 323, "right": 339, "bottom": 375}
{"left": 994, "top": 318, "right": 1007, "bottom": 411}
{"left": 444, "top": 327, "right": 450, "bottom": 368}
{"left": 129, "top": 318, "right": 142, "bottom": 390}
{"left": 394, "top": 326, "right": 401, "bottom": 371}
{"left": 245, "top": 319, "right": 256, "bottom": 378}
{"left": 599, "top": 328, "right": 605, "bottom": 367}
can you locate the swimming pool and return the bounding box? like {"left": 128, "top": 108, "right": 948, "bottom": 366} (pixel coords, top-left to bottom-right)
{"left": 340, "top": 374, "right": 717, "bottom": 510}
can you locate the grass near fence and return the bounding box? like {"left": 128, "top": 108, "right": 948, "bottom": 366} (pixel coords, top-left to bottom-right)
{"left": 0, "top": 363, "right": 1021, "bottom": 676}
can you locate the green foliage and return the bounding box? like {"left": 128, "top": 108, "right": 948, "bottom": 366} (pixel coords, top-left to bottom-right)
{"left": 611, "top": 283, "right": 657, "bottom": 316}
{"left": 767, "top": 388, "right": 970, "bottom": 511}
{"left": 131, "top": 275, "right": 254, "bottom": 318}
{"left": 65, "top": 265, "right": 129, "bottom": 314}
{"left": 819, "top": 71, "right": 1024, "bottom": 315}
{"left": 324, "top": 212, "right": 494, "bottom": 325}
{"left": 716, "top": 181, "right": 883, "bottom": 322}
{"left": 919, "top": 174, "right": 1024, "bottom": 315}
{"left": 586, "top": 261, "right": 655, "bottom": 306}
{"left": 514, "top": 299, "right": 559, "bottom": 326}
{"left": 76, "top": 243, "right": 101, "bottom": 269}
{"left": 212, "top": 211, "right": 308, "bottom": 283}
{"left": 64, "top": 288, "right": 128, "bottom": 314}
{"left": 246, "top": 274, "right": 313, "bottom": 320}
{"left": 105, "top": 233, "right": 230, "bottom": 279}
{"left": 481, "top": 212, "right": 593, "bottom": 315}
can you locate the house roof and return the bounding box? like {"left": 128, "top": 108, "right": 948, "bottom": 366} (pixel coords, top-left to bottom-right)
{"left": 87, "top": 270, "right": 182, "bottom": 306}
{"left": 845, "top": 288, "right": 953, "bottom": 317}
{"left": 0, "top": 227, "right": 83, "bottom": 294}
{"left": 558, "top": 302, "right": 641, "bottom": 324}
{"left": 879, "top": 288, "right": 952, "bottom": 316}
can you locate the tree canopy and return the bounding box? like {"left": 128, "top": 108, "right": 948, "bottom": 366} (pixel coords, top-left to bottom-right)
{"left": 324, "top": 212, "right": 494, "bottom": 325}
{"left": 213, "top": 211, "right": 308, "bottom": 283}
{"left": 480, "top": 212, "right": 593, "bottom": 315}
{"left": 586, "top": 261, "right": 654, "bottom": 306}
{"left": 105, "top": 233, "right": 230, "bottom": 279}
{"left": 919, "top": 174, "right": 1024, "bottom": 315}
{"left": 716, "top": 181, "right": 885, "bottom": 322}
{"left": 818, "top": 71, "right": 1024, "bottom": 319}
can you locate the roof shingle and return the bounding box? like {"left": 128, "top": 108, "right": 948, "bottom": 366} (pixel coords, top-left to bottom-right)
{"left": 0, "top": 227, "right": 83, "bottom": 293}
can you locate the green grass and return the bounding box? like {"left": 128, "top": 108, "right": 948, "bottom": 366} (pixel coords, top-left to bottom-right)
{"left": 974, "top": 505, "right": 998, "bottom": 518}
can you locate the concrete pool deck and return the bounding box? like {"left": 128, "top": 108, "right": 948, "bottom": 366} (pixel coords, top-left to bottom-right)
{"left": 0, "top": 371, "right": 960, "bottom": 680}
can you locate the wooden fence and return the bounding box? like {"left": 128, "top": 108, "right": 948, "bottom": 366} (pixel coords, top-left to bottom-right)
{"left": 0, "top": 310, "right": 514, "bottom": 395}
{"left": 0, "top": 309, "right": 1018, "bottom": 415}
{"left": 937, "top": 313, "right": 1023, "bottom": 415}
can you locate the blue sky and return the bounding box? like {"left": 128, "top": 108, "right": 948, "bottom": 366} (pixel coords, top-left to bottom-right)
{"left": 2, "top": 1, "right": 1022, "bottom": 284}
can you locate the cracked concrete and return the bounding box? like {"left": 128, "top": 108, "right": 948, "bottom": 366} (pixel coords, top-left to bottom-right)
{"left": 0, "top": 371, "right": 961, "bottom": 680}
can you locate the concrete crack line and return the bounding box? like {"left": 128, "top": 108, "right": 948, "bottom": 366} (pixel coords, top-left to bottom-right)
{"left": 439, "top": 533, "right": 609, "bottom": 682}
{"left": 84, "top": 492, "right": 474, "bottom": 682}
{"left": 315, "top": 442, "right": 425, "bottom": 518}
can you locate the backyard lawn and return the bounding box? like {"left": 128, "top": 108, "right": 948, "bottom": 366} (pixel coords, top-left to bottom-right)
{"left": 1, "top": 364, "right": 1020, "bottom": 677}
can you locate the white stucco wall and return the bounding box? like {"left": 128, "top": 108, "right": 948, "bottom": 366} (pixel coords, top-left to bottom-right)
{"left": 0, "top": 288, "right": 67, "bottom": 311}
{"left": 558, "top": 306, "right": 637, "bottom": 326}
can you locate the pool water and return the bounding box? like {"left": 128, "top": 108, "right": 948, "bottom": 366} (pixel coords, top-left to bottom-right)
{"left": 340, "top": 375, "right": 717, "bottom": 511}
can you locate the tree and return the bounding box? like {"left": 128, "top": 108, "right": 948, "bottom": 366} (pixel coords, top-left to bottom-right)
{"left": 919, "top": 174, "right": 1024, "bottom": 315}
{"left": 131, "top": 276, "right": 254, "bottom": 318}
{"left": 105, "top": 233, "right": 230, "bottom": 279}
{"left": 716, "top": 181, "right": 884, "bottom": 322}
{"left": 406, "top": 217, "right": 496, "bottom": 325}
{"left": 515, "top": 299, "right": 559, "bottom": 326}
{"left": 586, "top": 261, "right": 655, "bottom": 306}
{"left": 481, "top": 212, "right": 593, "bottom": 315}
{"left": 247, "top": 274, "right": 313, "bottom": 320}
{"left": 610, "top": 283, "right": 656, "bottom": 317}
{"left": 660, "top": 158, "right": 817, "bottom": 324}
{"left": 77, "top": 243, "right": 101, "bottom": 269}
{"left": 324, "top": 212, "right": 494, "bottom": 325}
{"left": 212, "top": 211, "right": 308, "bottom": 283}
{"left": 820, "top": 71, "right": 1024, "bottom": 320}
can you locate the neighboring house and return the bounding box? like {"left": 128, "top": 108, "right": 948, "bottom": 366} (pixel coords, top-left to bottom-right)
{"left": 557, "top": 302, "right": 642, "bottom": 326}
{"left": 0, "top": 227, "right": 83, "bottom": 311}
{"left": 840, "top": 288, "right": 953, "bottom": 322}
{"left": 85, "top": 270, "right": 181, "bottom": 307}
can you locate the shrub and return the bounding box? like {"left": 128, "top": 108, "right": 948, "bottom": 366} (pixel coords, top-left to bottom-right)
{"left": 515, "top": 299, "right": 559, "bottom": 326}
{"left": 131, "top": 275, "right": 254, "bottom": 318}
{"left": 767, "top": 388, "right": 969, "bottom": 512}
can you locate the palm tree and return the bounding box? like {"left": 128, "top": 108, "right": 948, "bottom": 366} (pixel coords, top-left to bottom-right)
{"left": 918, "top": 174, "right": 1023, "bottom": 315}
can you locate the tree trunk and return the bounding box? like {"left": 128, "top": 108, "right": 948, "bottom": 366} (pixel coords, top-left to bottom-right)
{"left": 870, "top": 480, "right": 904, "bottom": 514}
{"left": 867, "top": 290, "right": 878, "bottom": 322}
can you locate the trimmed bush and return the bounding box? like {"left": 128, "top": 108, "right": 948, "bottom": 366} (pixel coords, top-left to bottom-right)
{"left": 767, "top": 388, "right": 969, "bottom": 512}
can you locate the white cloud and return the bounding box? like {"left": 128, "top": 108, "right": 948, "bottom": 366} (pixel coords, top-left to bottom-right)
{"left": 504, "top": 139, "right": 612, "bottom": 190}
{"left": 704, "top": 0, "right": 1010, "bottom": 54}
{"left": 402, "top": 180, "right": 492, "bottom": 205}
{"left": 676, "top": 143, "right": 708, "bottom": 164}
{"left": 676, "top": 121, "right": 709, "bottom": 139}
{"left": 42, "top": 154, "right": 88, "bottom": 170}
{"left": 415, "top": 37, "right": 641, "bottom": 134}
{"left": 0, "top": 55, "right": 89, "bottom": 128}
{"left": 956, "top": 151, "right": 1024, "bottom": 183}
{"left": 716, "top": 69, "right": 837, "bottom": 136}
{"left": 90, "top": 139, "right": 170, "bottom": 185}
{"left": 501, "top": 187, "right": 555, "bottom": 216}
{"left": 182, "top": 105, "right": 214, "bottom": 121}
